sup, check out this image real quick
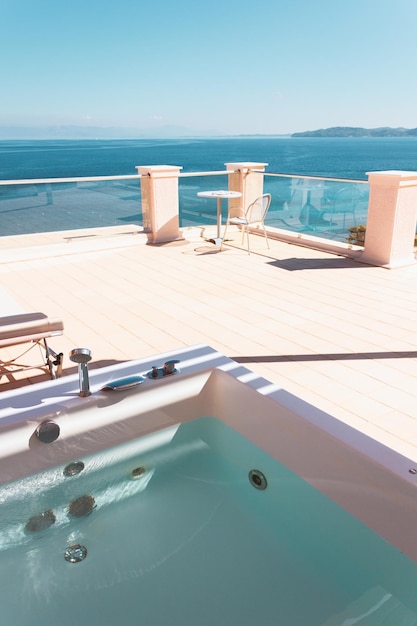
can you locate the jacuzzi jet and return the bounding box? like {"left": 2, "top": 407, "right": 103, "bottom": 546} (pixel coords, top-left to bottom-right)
{"left": 64, "top": 544, "right": 87, "bottom": 563}
{"left": 35, "top": 420, "right": 60, "bottom": 444}
{"left": 68, "top": 494, "right": 96, "bottom": 518}
{"left": 63, "top": 461, "right": 85, "bottom": 477}
{"left": 131, "top": 466, "right": 146, "bottom": 479}
{"left": 249, "top": 469, "right": 267, "bottom": 490}
{"left": 25, "top": 509, "right": 56, "bottom": 532}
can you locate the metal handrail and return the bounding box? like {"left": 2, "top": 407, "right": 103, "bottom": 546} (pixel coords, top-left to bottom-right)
{"left": 253, "top": 170, "right": 368, "bottom": 185}
{"left": 0, "top": 170, "right": 234, "bottom": 186}
{"left": 0, "top": 174, "right": 141, "bottom": 186}
{"left": 0, "top": 168, "right": 367, "bottom": 187}
{"left": 178, "top": 170, "right": 234, "bottom": 178}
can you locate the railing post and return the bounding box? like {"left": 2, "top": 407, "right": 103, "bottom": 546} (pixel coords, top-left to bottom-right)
{"left": 225, "top": 162, "right": 268, "bottom": 218}
{"left": 136, "top": 165, "right": 183, "bottom": 244}
{"left": 361, "top": 171, "right": 417, "bottom": 268}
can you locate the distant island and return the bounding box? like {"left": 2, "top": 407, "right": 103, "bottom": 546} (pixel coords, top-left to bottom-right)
{"left": 292, "top": 126, "right": 417, "bottom": 137}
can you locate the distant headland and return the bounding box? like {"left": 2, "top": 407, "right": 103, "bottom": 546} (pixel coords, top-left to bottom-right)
{"left": 292, "top": 127, "right": 417, "bottom": 138}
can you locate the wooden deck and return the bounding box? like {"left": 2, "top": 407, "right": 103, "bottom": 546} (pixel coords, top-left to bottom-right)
{"left": 1, "top": 224, "right": 417, "bottom": 462}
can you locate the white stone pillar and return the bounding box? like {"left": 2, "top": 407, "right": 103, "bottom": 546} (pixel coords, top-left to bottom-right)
{"left": 136, "top": 165, "right": 183, "bottom": 244}
{"left": 225, "top": 162, "right": 268, "bottom": 218}
{"left": 361, "top": 171, "right": 417, "bottom": 268}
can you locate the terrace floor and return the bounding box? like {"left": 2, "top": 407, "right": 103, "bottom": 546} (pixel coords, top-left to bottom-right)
{"left": 1, "top": 224, "right": 417, "bottom": 462}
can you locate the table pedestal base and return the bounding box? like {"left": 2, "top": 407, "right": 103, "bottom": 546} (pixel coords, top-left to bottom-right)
{"left": 206, "top": 236, "right": 223, "bottom": 246}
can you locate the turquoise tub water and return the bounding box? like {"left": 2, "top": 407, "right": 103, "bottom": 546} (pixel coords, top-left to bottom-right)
{"left": 1, "top": 416, "right": 417, "bottom": 625}
{"left": 1, "top": 345, "right": 417, "bottom": 625}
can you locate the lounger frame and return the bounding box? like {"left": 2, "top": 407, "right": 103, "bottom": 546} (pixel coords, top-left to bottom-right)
{"left": 0, "top": 313, "right": 64, "bottom": 381}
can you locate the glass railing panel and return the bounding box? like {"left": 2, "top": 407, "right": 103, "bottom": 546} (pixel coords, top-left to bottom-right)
{"left": 0, "top": 177, "right": 142, "bottom": 237}
{"left": 0, "top": 170, "right": 370, "bottom": 248}
{"left": 264, "top": 175, "right": 369, "bottom": 244}
{"left": 179, "top": 174, "right": 230, "bottom": 227}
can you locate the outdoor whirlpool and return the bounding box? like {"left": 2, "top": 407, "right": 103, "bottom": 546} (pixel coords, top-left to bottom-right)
{"left": 1, "top": 344, "right": 417, "bottom": 625}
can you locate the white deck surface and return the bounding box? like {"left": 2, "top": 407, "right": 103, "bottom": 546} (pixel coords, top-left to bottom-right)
{"left": 1, "top": 224, "right": 417, "bottom": 462}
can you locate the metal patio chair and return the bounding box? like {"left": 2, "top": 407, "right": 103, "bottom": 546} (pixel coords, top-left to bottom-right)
{"left": 221, "top": 193, "right": 272, "bottom": 254}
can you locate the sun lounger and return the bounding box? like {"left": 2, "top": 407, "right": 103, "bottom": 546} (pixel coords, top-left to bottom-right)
{"left": 0, "top": 312, "right": 64, "bottom": 381}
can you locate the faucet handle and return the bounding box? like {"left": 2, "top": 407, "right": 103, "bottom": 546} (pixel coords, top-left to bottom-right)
{"left": 163, "top": 359, "right": 180, "bottom": 375}
{"left": 146, "top": 359, "right": 180, "bottom": 379}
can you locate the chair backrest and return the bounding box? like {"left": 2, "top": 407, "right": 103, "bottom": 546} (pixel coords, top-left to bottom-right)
{"left": 333, "top": 187, "right": 358, "bottom": 213}
{"left": 245, "top": 193, "right": 272, "bottom": 224}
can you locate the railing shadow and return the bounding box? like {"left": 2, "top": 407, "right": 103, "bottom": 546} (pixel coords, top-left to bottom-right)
{"left": 233, "top": 351, "right": 417, "bottom": 363}
{"left": 268, "top": 257, "right": 364, "bottom": 271}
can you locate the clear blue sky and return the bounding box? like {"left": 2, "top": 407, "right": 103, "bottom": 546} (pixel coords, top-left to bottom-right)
{"left": 1, "top": 0, "right": 417, "bottom": 136}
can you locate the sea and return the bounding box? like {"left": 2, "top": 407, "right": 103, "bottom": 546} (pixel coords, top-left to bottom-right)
{"left": 1, "top": 136, "right": 417, "bottom": 181}
{"left": 1, "top": 136, "right": 417, "bottom": 236}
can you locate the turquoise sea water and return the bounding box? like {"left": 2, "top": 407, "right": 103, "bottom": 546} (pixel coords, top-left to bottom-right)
{"left": 1, "top": 136, "right": 417, "bottom": 180}
{"left": 0, "top": 137, "right": 416, "bottom": 236}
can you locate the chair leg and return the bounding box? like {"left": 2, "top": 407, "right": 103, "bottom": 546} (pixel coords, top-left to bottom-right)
{"left": 262, "top": 222, "right": 269, "bottom": 249}
{"left": 220, "top": 221, "right": 229, "bottom": 250}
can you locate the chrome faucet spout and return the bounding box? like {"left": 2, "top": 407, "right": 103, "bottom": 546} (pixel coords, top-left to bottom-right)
{"left": 69, "top": 348, "right": 92, "bottom": 397}
{"left": 78, "top": 362, "right": 91, "bottom": 397}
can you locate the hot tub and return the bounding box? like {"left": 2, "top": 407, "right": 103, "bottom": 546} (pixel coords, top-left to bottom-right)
{"left": 0, "top": 344, "right": 417, "bottom": 625}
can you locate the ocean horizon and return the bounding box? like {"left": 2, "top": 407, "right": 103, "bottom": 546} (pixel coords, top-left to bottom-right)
{"left": 1, "top": 136, "right": 417, "bottom": 181}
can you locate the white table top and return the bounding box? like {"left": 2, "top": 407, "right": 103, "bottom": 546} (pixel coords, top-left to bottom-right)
{"left": 197, "top": 190, "right": 242, "bottom": 199}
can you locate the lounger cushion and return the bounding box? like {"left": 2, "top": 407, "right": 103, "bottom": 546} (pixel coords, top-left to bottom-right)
{"left": 0, "top": 313, "right": 64, "bottom": 347}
